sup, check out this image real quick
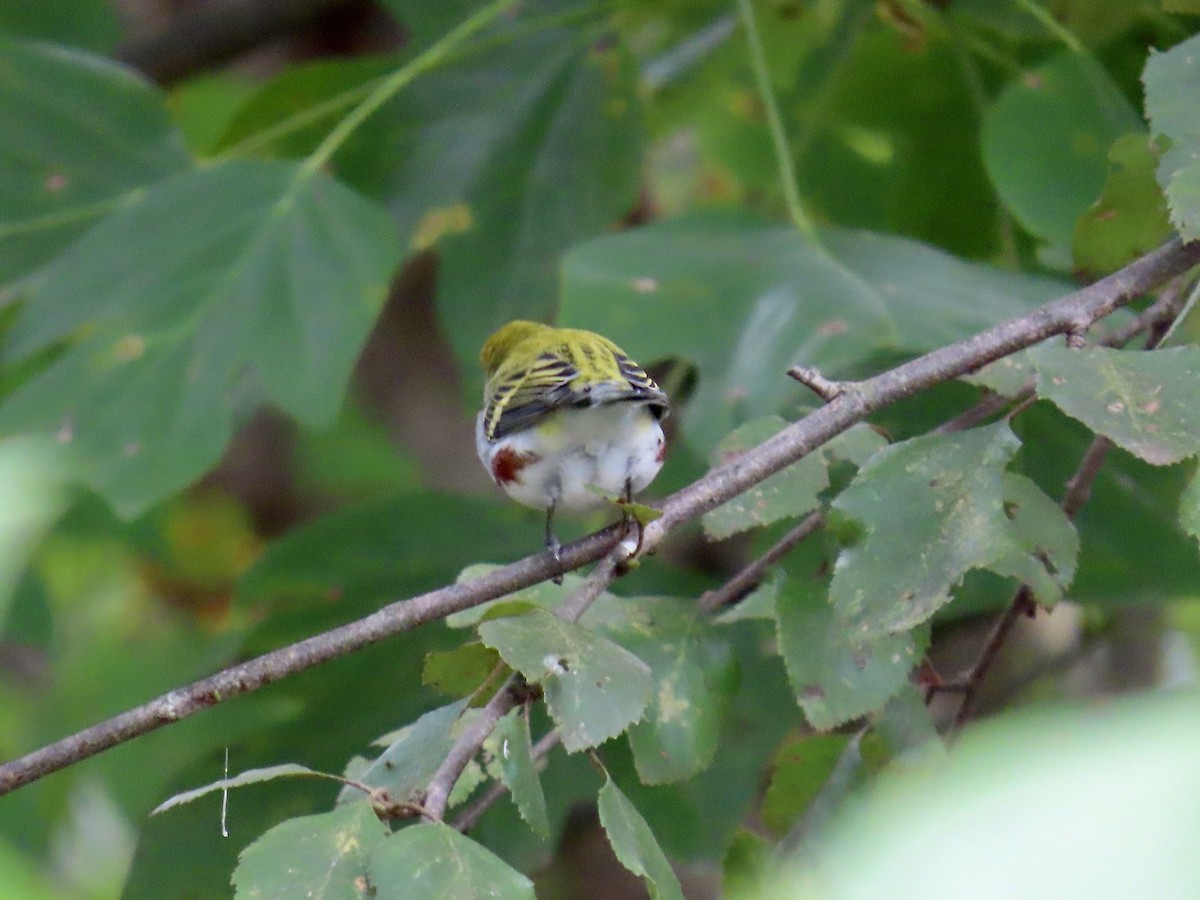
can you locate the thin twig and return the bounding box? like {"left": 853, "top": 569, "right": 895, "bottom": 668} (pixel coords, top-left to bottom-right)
{"left": 451, "top": 730, "right": 561, "bottom": 833}
{"left": 699, "top": 511, "right": 824, "bottom": 613}
{"left": 2, "top": 238, "right": 1197, "bottom": 797}
{"left": 788, "top": 366, "right": 846, "bottom": 402}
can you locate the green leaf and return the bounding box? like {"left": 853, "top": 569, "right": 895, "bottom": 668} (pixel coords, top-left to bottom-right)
{"left": 982, "top": 52, "right": 1142, "bottom": 264}
{"left": 222, "top": 24, "right": 642, "bottom": 379}
{"left": 0, "top": 436, "right": 67, "bottom": 630}
{"left": 339, "top": 701, "right": 467, "bottom": 805}
{"left": 601, "top": 597, "right": 723, "bottom": 784}
{"left": 0, "top": 1, "right": 121, "bottom": 52}
{"left": 478, "top": 610, "right": 653, "bottom": 753}
{"left": 237, "top": 496, "right": 540, "bottom": 622}
{"left": 776, "top": 568, "right": 928, "bottom": 730}
{"left": 830, "top": 423, "right": 1026, "bottom": 637}
{"left": 153, "top": 763, "right": 340, "bottom": 816}
{"left": 1072, "top": 134, "right": 1173, "bottom": 277}
{"left": 762, "top": 733, "right": 851, "bottom": 835}
{"left": 1144, "top": 32, "right": 1200, "bottom": 240}
{"left": 494, "top": 709, "right": 550, "bottom": 839}
{"left": 703, "top": 417, "right": 828, "bottom": 540}
{"left": 0, "top": 161, "right": 401, "bottom": 515}
{"left": 0, "top": 39, "right": 191, "bottom": 282}
{"left": 597, "top": 776, "right": 686, "bottom": 900}
{"left": 232, "top": 802, "right": 387, "bottom": 900}
{"left": 721, "top": 828, "right": 773, "bottom": 900}
{"left": 561, "top": 216, "right": 1066, "bottom": 453}
{"left": 713, "top": 569, "right": 783, "bottom": 624}
{"left": 367, "top": 822, "right": 536, "bottom": 899}
{"left": 805, "top": 692, "right": 1200, "bottom": 899}
{"left": 445, "top": 564, "right": 580, "bottom": 628}
{"left": 1182, "top": 466, "right": 1200, "bottom": 550}
{"left": 1031, "top": 345, "right": 1200, "bottom": 466}
{"left": 423, "top": 643, "right": 503, "bottom": 700}
{"left": 990, "top": 473, "right": 1079, "bottom": 608}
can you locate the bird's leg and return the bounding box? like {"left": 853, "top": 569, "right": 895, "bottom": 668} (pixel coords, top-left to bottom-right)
{"left": 544, "top": 502, "right": 564, "bottom": 585}
{"left": 620, "top": 477, "right": 645, "bottom": 557}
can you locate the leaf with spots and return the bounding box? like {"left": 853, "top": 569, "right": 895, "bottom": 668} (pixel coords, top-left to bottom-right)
{"left": 1032, "top": 346, "right": 1200, "bottom": 466}
{"left": 829, "top": 422, "right": 1074, "bottom": 637}
{"left": 477, "top": 610, "right": 652, "bottom": 753}
{"left": 1144, "top": 31, "right": 1200, "bottom": 240}
{"left": 776, "top": 567, "right": 928, "bottom": 731}
{"left": 232, "top": 802, "right": 387, "bottom": 900}
{"left": 336, "top": 701, "right": 466, "bottom": 806}
{"left": 366, "top": 822, "right": 535, "bottom": 900}
{"left": 594, "top": 596, "right": 726, "bottom": 785}
{"left": 0, "top": 161, "right": 401, "bottom": 516}
{"left": 0, "top": 38, "right": 191, "bottom": 282}
{"left": 493, "top": 708, "right": 550, "bottom": 839}
{"left": 561, "top": 216, "right": 1067, "bottom": 454}
{"left": 597, "top": 775, "right": 685, "bottom": 900}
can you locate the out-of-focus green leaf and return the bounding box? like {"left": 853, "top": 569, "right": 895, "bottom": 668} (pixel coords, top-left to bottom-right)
{"left": 597, "top": 775, "right": 686, "bottom": 900}
{"left": 478, "top": 610, "right": 653, "bottom": 753}
{"left": 802, "top": 692, "right": 1200, "bottom": 900}
{"left": 237, "top": 496, "right": 539, "bottom": 626}
{"left": 336, "top": 701, "right": 466, "bottom": 806}
{"left": 713, "top": 569, "right": 783, "bottom": 624}
{"left": 762, "top": 733, "right": 850, "bottom": 835}
{"left": 1144, "top": 32, "right": 1200, "bottom": 240}
{"left": 830, "top": 423, "right": 1070, "bottom": 636}
{"left": 562, "top": 216, "right": 1065, "bottom": 453}
{"left": 721, "top": 828, "right": 773, "bottom": 900}
{"left": 167, "top": 73, "right": 259, "bottom": 156}
{"left": 982, "top": 52, "right": 1142, "bottom": 264}
{"left": 0, "top": 839, "right": 60, "bottom": 900}
{"left": 1032, "top": 345, "right": 1200, "bottom": 466}
{"left": 232, "top": 802, "right": 387, "bottom": 900}
{"left": 0, "top": 39, "right": 191, "bottom": 282}
{"left": 1182, "top": 466, "right": 1200, "bottom": 550}
{"left": 0, "top": 436, "right": 66, "bottom": 630}
{"left": 595, "top": 596, "right": 724, "bottom": 784}
{"left": 0, "top": 1, "right": 120, "bottom": 53}
{"left": 1073, "top": 134, "right": 1172, "bottom": 277}
{"left": 0, "top": 161, "right": 400, "bottom": 516}
{"left": 368, "top": 822, "right": 536, "bottom": 899}
{"left": 494, "top": 708, "right": 550, "bottom": 839}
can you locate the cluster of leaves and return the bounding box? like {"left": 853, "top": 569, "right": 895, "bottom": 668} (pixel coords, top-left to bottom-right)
{"left": 2, "top": 0, "right": 1200, "bottom": 897}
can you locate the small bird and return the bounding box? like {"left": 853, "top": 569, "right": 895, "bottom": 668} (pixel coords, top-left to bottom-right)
{"left": 476, "top": 321, "right": 669, "bottom": 577}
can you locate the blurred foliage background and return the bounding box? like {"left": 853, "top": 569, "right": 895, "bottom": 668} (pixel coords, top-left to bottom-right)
{"left": 1, "top": 0, "right": 1200, "bottom": 897}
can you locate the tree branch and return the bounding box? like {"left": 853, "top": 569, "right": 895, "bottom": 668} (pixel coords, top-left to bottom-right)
{"left": 421, "top": 528, "right": 629, "bottom": 822}
{"left": 452, "top": 729, "right": 560, "bottom": 833}
{"left": 2, "top": 236, "right": 1197, "bottom": 797}
{"left": 699, "top": 511, "right": 824, "bottom": 612}
{"left": 950, "top": 282, "right": 1192, "bottom": 729}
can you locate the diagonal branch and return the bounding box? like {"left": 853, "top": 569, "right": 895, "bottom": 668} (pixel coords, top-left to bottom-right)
{"left": 1, "top": 237, "right": 1197, "bottom": 797}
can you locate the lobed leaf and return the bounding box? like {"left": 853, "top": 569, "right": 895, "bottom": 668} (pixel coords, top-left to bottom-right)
{"left": 0, "top": 161, "right": 401, "bottom": 515}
